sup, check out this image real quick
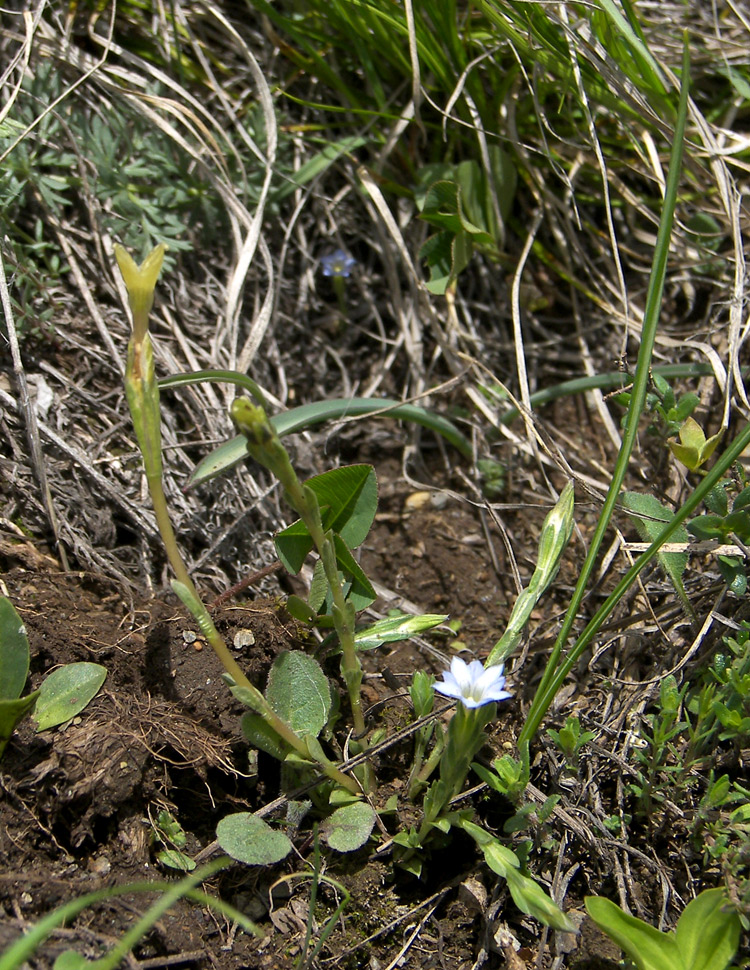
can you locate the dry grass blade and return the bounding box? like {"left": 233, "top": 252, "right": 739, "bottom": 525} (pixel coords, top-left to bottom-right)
{"left": 0, "top": 249, "right": 68, "bottom": 570}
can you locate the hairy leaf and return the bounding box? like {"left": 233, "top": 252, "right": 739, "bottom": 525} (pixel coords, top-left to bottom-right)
{"left": 321, "top": 802, "right": 376, "bottom": 853}
{"left": 265, "top": 652, "right": 331, "bottom": 739}
{"left": 216, "top": 813, "right": 292, "bottom": 865}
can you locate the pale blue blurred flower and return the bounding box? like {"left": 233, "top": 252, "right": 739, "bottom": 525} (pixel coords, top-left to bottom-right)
{"left": 320, "top": 249, "right": 356, "bottom": 278}
{"left": 434, "top": 657, "right": 512, "bottom": 709}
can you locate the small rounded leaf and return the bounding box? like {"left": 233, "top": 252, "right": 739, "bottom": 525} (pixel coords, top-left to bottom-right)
{"left": 216, "top": 812, "right": 293, "bottom": 865}
{"left": 321, "top": 802, "right": 376, "bottom": 853}
{"left": 53, "top": 951, "right": 90, "bottom": 970}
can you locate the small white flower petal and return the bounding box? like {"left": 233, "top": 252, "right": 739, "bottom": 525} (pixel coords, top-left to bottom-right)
{"left": 434, "top": 671, "right": 462, "bottom": 700}
{"left": 433, "top": 657, "right": 512, "bottom": 708}
{"left": 467, "top": 659, "right": 485, "bottom": 681}
{"left": 449, "top": 656, "right": 472, "bottom": 690}
{"left": 475, "top": 663, "right": 504, "bottom": 692}
{"left": 476, "top": 666, "right": 510, "bottom": 703}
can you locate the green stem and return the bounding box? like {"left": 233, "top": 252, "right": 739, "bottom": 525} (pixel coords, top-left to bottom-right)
{"left": 333, "top": 275, "right": 347, "bottom": 317}
{"left": 321, "top": 539, "right": 366, "bottom": 735}
{"left": 416, "top": 702, "right": 494, "bottom": 844}
{"left": 273, "top": 470, "right": 366, "bottom": 737}
{"left": 124, "top": 328, "right": 358, "bottom": 795}
{"left": 414, "top": 728, "right": 445, "bottom": 790}
{"left": 231, "top": 400, "right": 367, "bottom": 739}
{"left": 146, "top": 474, "right": 253, "bottom": 691}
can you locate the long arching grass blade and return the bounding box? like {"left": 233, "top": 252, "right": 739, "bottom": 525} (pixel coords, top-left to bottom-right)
{"left": 180, "top": 391, "right": 473, "bottom": 488}
{"left": 520, "top": 35, "right": 692, "bottom": 747}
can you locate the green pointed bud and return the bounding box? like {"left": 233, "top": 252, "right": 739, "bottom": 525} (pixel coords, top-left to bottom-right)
{"left": 124, "top": 331, "right": 163, "bottom": 478}
{"left": 115, "top": 243, "right": 168, "bottom": 333}
{"left": 534, "top": 480, "right": 575, "bottom": 591}
{"left": 462, "top": 820, "right": 575, "bottom": 932}
{"left": 487, "top": 483, "right": 574, "bottom": 666}
{"left": 230, "top": 398, "right": 306, "bottom": 511}
{"left": 502, "top": 863, "right": 576, "bottom": 932}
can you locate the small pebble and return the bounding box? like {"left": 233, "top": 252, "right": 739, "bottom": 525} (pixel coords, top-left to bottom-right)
{"left": 233, "top": 629, "right": 256, "bottom": 650}
{"left": 90, "top": 856, "right": 112, "bottom": 876}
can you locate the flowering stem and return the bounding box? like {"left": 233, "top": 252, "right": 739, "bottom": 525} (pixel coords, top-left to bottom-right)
{"left": 123, "top": 314, "right": 254, "bottom": 695}
{"left": 332, "top": 275, "right": 347, "bottom": 317}
{"left": 231, "top": 400, "right": 367, "bottom": 738}
{"left": 415, "top": 702, "right": 495, "bottom": 845}
{"left": 115, "top": 246, "right": 359, "bottom": 797}
{"left": 440, "top": 702, "right": 495, "bottom": 801}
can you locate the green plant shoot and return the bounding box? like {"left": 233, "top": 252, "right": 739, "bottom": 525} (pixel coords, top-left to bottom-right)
{"left": 230, "top": 397, "right": 369, "bottom": 738}
{"left": 585, "top": 888, "right": 741, "bottom": 970}
{"left": 114, "top": 244, "right": 359, "bottom": 795}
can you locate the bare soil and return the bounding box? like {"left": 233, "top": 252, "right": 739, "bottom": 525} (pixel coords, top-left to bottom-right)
{"left": 0, "top": 447, "right": 638, "bottom": 969}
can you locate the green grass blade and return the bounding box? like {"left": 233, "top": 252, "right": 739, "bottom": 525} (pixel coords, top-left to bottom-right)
{"left": 88, "top": 859, "right": 253, "bottom": 970}
{"left": 273, "top": 135, "right": 368, "bottom": 202}
{"left": 184, "top": 393, "right": 473, "bottom": 487}
{"left": 521, "top": 418, "right": 750, "bottom": 747}
{"left": 520, "top": 35, "right": 690, "bottom": 747}
{"left": 486, "top": 363, "right": 733, "bottom": 427}
{"left": 0, "top": 858, "right": 257, "bottom": 970}
{"left": 158, "top": 369, "right": 268, "bottom": 406}
{"left": 597, "top": 0, "right": 669, "bottom": 98}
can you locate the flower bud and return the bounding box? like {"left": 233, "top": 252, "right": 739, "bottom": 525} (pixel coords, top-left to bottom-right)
{"left": 115, "top": 243, "right": 168, "bottom": 337}
{"left": 534, "top": 480, "right": 575, "bottom": 592}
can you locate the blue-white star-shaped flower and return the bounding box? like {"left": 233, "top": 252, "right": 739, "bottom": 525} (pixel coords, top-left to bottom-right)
{"left": 320, "top": 249, "right": 357, "bottom": 278}
{"left": 433, "top": 657, "right": 512, "bottom": 709}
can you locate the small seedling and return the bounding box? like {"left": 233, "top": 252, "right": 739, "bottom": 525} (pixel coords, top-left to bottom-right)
{"left": 414, "top": 147, "right": 516, "bottom": 294}
{"left": 547, "top": 714, "right": 597, "bottom": 767}
{"left": 688, "top": 478, "right": 750, "bottom": 596}
{"left": 613, "top": 371, "right": 699, "bottom": 440}
{"left": 0, "top": 596, "right": 106, "bottom": 758}
{"left": 670, "top": 416, "right": 723, "bottom": 472}
{"left": 151, "top": 809, "right": 196, "bottom": 872}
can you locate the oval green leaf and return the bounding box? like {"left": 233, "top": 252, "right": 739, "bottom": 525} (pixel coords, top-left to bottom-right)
{"left": 216, "top": 812, "right": 292, "bottom": 865}
{"left": 0, "top": 596, "right": 30, "bottom": 701}
{"left": 265, "top": 651, "right": 331, "bottom": 739}
{"left": 157, "top": 849, "right": 197, "bottom": 872}
{"left": 309, "top": 464, "right": 378, "bottom": 549}
{"left": 322, "top": 802, "right": 376, "bottom": 853}
{"left": 584, "top": 896, "right": 681, "bottom": 970}
{"left": 53, "top": 951, "right": 89, "bottom": 970}
{"left": 675, "top": 888, "right": 741, "bottom": 970}
{"left": 33, "top": 663, "right": 107, "bottom": 732}
{"left": 241, "top": 712, "right": 289, "bottom": 760}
